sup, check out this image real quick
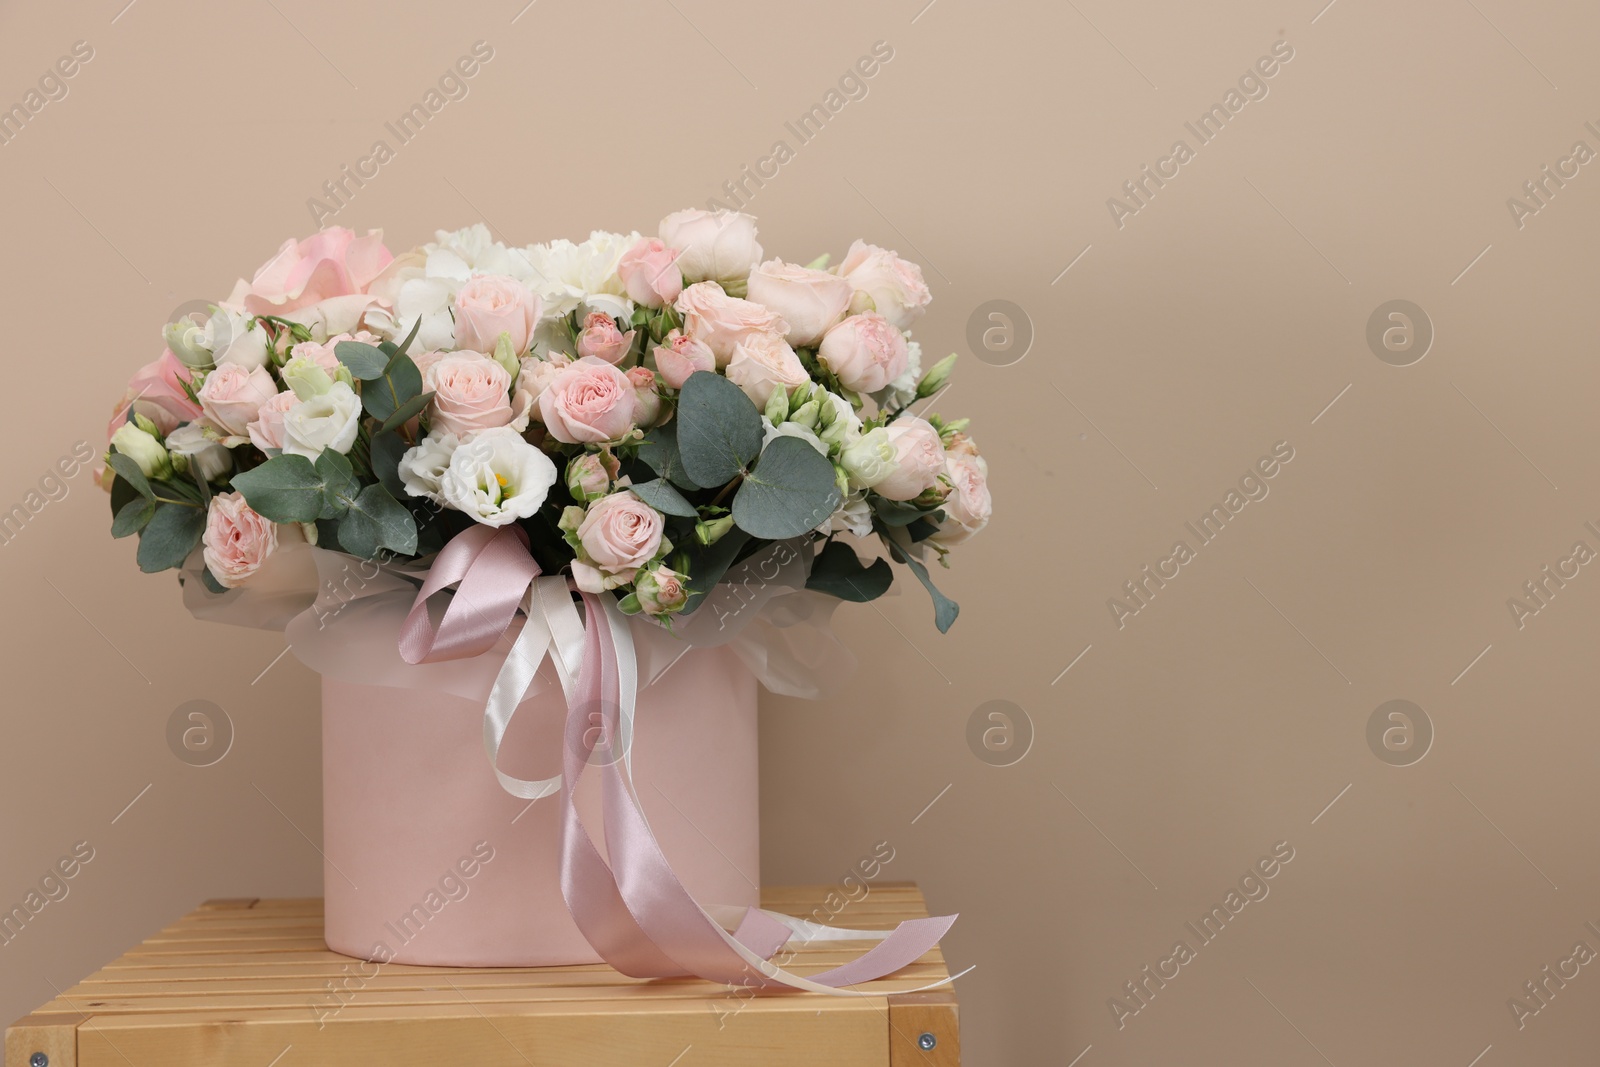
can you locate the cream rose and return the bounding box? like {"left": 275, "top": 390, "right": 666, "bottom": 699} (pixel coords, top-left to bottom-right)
{"left": 440, "top": 426, "right": 558, "bottom": 526}
{"left": 835, "top": 240, "right": 932, "bottom": 329}
{"left": 202, "top": 492, "right": 279, "bottom": 588}
{"left": 282, "top": 381, "right": 362, "bottom": 458}
{"left": 726, "top": 331, "right": 809, "bottom": 409}
{"left": 746, "top": 259, "right": 854, "bottom": 346}
{"left": 515, "top": 353, "right": 570, "bottom": 417}
{"left": 197, "top": 363, "right": 279, "bottom": 438}
{"left": 426, "top": 354, "right": 514, "bottom": 437}
{"left": 247, "top": 391, "right": 298, "bottom": 451}
{"left": 658, "top": 208, "right": 762, "bottom": 285}
{"left": 930, "top": 449, "right": 991, "bottom": 546}
{"left": 874, "top": 415, "right": 945, "bottom": 501}
{"left": 674, "top": 282, "right": 789, "bottom": 366}
{"left": 453, "top": 274, "right": 540, "bottom": 355}
{"left": 537, "top": 356, "right": 637, "bottom": 444}
{"left": 817, "top": 312, "right": 909, "bottom": 394}
{"left": 572, "top": 490, "right": 664, "bottom": 592}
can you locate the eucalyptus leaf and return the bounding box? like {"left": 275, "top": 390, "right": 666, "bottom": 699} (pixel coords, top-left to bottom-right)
{"left": 229, "top": 453, "right": 326, "bottom": 524}
{"left": 806, "top": 540, "right": 893, "bottom": 602}
{"left": 369, "top": 431, "right": 408, "bottom": 497}
{"left": 314, "top": 449, "right": 361, "bottom": 519}
{"left": 637, "top": 422, "right": 701, "bottom": 489}
{"left": 378, "top": 390, "right": 433, "bottom": 434}
{"left": 681, "top": 529, "right": 751, "bottom": 615}
{"left": 630, "top": 478, "right": 697, "bottom": 518}
{"left": 109, "top": 470, "right": 140, "bottom": 517}
{"left": 362, "top": 351, "right": 424, "bottom": 423}
{"left": 335, "top": 341, "right": 389, "bottom": 380}
{"left": 676, "top": 371, "right": 763, "bottom": 488}
{"left": 107, "top": 453, "right": 154, "bottom": 501}
{"left": 871, "top": 497, "right": 929, "bottom": 527}
{"left": 731, "top": 437, "right": 841, "bottom": 540}
{"left": 111, "top": 497, "right": 156, "bottom": 539}
{"left": 886, "top": 536, "right": 960, "bottom": 633}
{"left": 337, "top": 484, "right": 418, "bottom": 559}
{"left": 136, "top": 503, "right": 206, "bottom": 573}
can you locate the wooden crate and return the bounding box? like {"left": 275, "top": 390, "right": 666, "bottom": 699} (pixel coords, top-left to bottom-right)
{"left": 6, "top": 882, "right": 959, "bottom": 1066}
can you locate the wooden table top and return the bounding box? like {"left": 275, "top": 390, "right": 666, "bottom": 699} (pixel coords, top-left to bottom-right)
{"left": 6, "top": 882, "right": 959, "bottom": 1066}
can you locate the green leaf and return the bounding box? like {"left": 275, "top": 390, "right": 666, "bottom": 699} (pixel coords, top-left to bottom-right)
{"left": 806, "top": 540, "right": 893, "bottom": 602}
{"left": 681, "top": 529, "right": 751, "bottom": 615}
{"left": 362, "top": 352, "right": 424, "bottom": 424}
{"left": 337, "top": 484, "right": 418, "bottom": 559}
{"left": 111, "top": 497, "right": 156, "bottom": 539}
{"left": 885, "top": 537, "right": 960, "bottom": 633}
{"left": 109, "top": 471, "right": 140, "bottom": 517}
{"left": 369, "top": 431, "right": 408, "bottom": 497}
{"left": 107, "top": 453, "right": 154, "bottom": 501}
{"left": 314, "top": 449, "right": 360, "bottom": 520}
{"left": 136, "top": 503, "right": 206, "bottom": 573}
{"left": 378, "top": 390, "right": 433, "bottom": 434}
{"left": 637, "top": 422, "right": 701, "bottom": 489}
{"left": 630, "top": 478, "right": 697, "bottom": 518}
{"left": 200, "top": 568, "right": 228, "bottom": 594}
{"left": 230, "top": 453, "right": 326, "bottom": 523}
{"left": 335, "top": 341, "right": 390, "bottom": 380}
{"left": 872, "top": 497, "right": 929, "bottom": 527}
{"left": 731, "top": 437, "right": 841, "bottom": 540}
{"left": 676, "top": 371, "right": 763, "bottom": 488}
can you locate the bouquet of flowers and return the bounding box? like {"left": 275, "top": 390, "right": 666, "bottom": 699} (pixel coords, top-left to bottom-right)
{"left": 102, "top": 210, "right": 991, "bottom": 631}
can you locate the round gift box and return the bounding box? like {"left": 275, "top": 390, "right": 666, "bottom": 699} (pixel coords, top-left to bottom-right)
{"left": 320, "top": 642, "right": 759, "bottom": 967}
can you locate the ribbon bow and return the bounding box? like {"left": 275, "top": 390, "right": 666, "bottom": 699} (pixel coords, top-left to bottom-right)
{"left": 405, "top": 526, "right": 962, "bottom": 994}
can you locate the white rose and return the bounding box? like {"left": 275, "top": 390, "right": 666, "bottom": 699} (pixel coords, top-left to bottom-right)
{"left": 207, "top": 307, "right": 271, "bottom": 370}
{"left": 440, "top": 426, "right": 559, "bottom": 527}
{"left": 397, "top": 433, "right": 460, "bottom": 503}
{"left": 659, "top": 209, "right": 762, "bottom": 285}
{"left": 834, "top": 240, "right": 932, "bottom": 329}
{"left": 282, "top": 381, "right": 363, "bottom": 458}
{"left": 725, "top": 330, "right": 808, "bottom": 408}
{"left": 746, "top": 259, "right": 854, "bottom": 346}
{"left": 165, "top": 423, "right": 233, "bottom": 482}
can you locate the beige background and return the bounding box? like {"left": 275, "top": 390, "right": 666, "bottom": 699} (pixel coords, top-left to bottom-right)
{"left": 3, "top": 0, "right": 1599, "bottom": 1062}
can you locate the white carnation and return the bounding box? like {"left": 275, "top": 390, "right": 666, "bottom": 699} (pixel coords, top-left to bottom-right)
{"left": 523, "top": 230, "right": 638, "bottom": 338}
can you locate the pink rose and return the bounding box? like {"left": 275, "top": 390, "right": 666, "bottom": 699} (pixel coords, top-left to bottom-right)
{"left": 538, "top": 356, "right": 637, "bottom": 444}
{"left": 658, "top": 208, "right": 763, "bottom": 284}
{"left": 674, "top": 281, "right": 788, "bottom": 367}
{"left": 233, "top": 227, "right": 393, "bottom": 317}
{"left": 197, "top": 363, "right": 280, "bottom": 438}
{"left": 875, "top": 415, "right": 946, "bottom": 501}
{"left": 107, "top": 350, "right": 203, "bottom": 441}
{"left": 652, "top": 330, "right": 715, "bottom": 389}
{"left": 817, "top": 312, "right": 909, "bottom": 394}
{"left": 453, "top": 274, "right": 540, "bottom": 356}
{"left": 576, "top": 312, "right": 636, "bottom": 365}
{"left": 627, "top": 366, "right": 662, "bottom": 426}
{"left": 290, "top": 331, "right": 380, "bottom": 374}
{"left": 573, "top": 490, "right": 664, "bottom": 592}
{"left": 835, "top": 240, "right": 931, "bottom": 329}
{"left": 616, "top": 238, "right": 684, "bottom": 308}
{"left": 202, "top": 492, "right": 279, "bottom": 589}
{"left": 930, "top": 449, "right": 991, "bottom": 546}
{"left": 725, "top": 331, "right": 809, "bottom": 408}
{"left": 247, "top": 390, "right": 298, "bottom": 451}
{"left": 746, "top": 259, "right": 854, "bottom": 346}
{"left": 426, "top": 354, "right": 515, "bottom": 437}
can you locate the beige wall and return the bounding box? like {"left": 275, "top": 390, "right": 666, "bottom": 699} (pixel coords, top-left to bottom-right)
{"left": 4, "top": 0, "right": 1599, "bottom": 1062}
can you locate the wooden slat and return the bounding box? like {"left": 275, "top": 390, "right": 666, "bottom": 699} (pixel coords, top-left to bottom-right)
{"left": 7, "top": 885, "right": 958, "bottom": 1066}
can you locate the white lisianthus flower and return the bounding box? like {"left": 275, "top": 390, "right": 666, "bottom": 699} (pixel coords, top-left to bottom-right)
{"left": 165, "top": 423, "right": 233, "bottom": 481}
{"left": 282, "top": 381, "right": 362, "bottom": 458}
{"left": 397, "top": 433, "right": 460, "bottom": 503}
{"left": 817, "top": 390, "right": 863, "bottom": 451}
{"left": 440, "top": 426, "right": 559, "bottom": 527}
{"left": 838, "top": 425, "right": 896, "bottom": 490}
{"left": 761, "top": 416, "right": 827, "bottom": 456}
{"left": 523, "top": 231, "right": 638, "bottom": 346}
{"left": 882, "top": 338, "right": 922, "bottom": 409}
{"left": 110, "top": 421, "right": 173, "bottom": 479}
{"left": 816, "top": 493, "right": 873, "bottom": 538}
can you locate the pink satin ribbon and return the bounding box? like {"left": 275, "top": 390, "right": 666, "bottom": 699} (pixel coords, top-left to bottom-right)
{"left": 399, "top": 525, "right": 542, "bottom": 664}
{"left": 402, "top": 528, "right": 957, "bottom": 991}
